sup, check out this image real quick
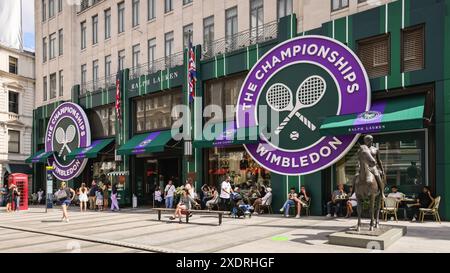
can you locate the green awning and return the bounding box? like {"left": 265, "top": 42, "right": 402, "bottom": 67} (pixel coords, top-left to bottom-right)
{"left": 25, "top": 150, "right": 54, "bottom": 164}
{"left": 5, "top": 164, "right": 32, "bottom": 175}
{"left": 117, "top": 130, "right": 173, "bottom": 155}
{"left": 66, "top": 138, "right": 114, "bottom": 160}
{"left": 320, "top": 95, "right": 425, "bottom": 136}
{"left": 193, "top": 121, "right": 260, "bottom": 148}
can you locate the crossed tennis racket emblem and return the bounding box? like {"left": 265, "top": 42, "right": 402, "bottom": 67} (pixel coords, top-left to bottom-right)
{"left": 55, "top": 125, "right": 76, "bottom": 159}
{"left": 266, "top": 75, "right": 326, "bottom": 138}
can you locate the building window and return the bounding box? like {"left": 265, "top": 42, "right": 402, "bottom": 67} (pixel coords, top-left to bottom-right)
{"left": 105, "top": 55, "right": 111, "bottom": 77}
{"left": 43, "top": 76, "right": 47, "bottom": 101}
{"left": 183, "top": 24, "right": 193, "bottom": 48}
{"left": 358, "top": 0, "right": 367, "bottom": 3}
{"left": 58, "top": 29, "right": 63, "bottom": 55}
{"left": 402, "top": 25, "right": 425, "bottom": 73}
{"left": 8, "top": 130, "right": 20, "bottom": 154}
{"left": 49, "top": 0, "right": 55, "bottom": 18}
{"left": 132, "top": 44, "right": 140, "bottom": 68}
{"left": 148, "top": 38, "right": 156, "bottom": 71}
{"left": 43, "top": 37, "right": 47, "bottom": 62}
{"left": 118, "top": 50, "right": 125, "bottom": 71}
{"left": 81, "top": 64, "right": 87, "bottom": 87}
{"left": 225, "top": 7, "right": 238, "bottom": 50}
{"left": 277, "top": 0, "right": 293, "bottom": 20}
{"left": 58, "top": 0, "right": 62, "bottom": 12}
{"left": 250, "top": 0, "right": 264, "bottom": 40}
{"left": 81, "top": 21, "right": 86, "bottom": 49}
{"left": 203, "top": 16, "right": 214, "bottom": 55}
{"left": 331, "top": 0, "right": 349, "bottom": 12}
{"left": 118, "top": 2, "right": 125, "bottom": 33}
{"left": 148, "top": 0, "right": 156, "bottom": 20}
{"left": 104, "top": 8, "right": 111, "bottom": 39}
{"left": 183, "top": 0, "right": 192, "bottom": 5}
{"left": 357, "top": 34, "right": 390, "bottom": 79}
{"left": 204, "top": 74, "right": 245, "bottom": 122}
{"left": 9, "top": 56, "right": 18, "bottom": 74}
{"left": 8, "top": 91, "right": 19, "bottom": 114}
{"left": 165, "top": 31, "right": 174, "bottom": 58}
{"left": 93, "top": 60, "right": 99, "bottom": 88}
{"left": 49, "top": 33, "right": 56, "bottom": 59}
{"left": 59, "top": 70, "right": 63, "bottom": 97}
{"left": 135, "top": 90, "right": 183, "bottom": 132}
{"left": 132, "top": 0, "right": 140, "bottom": 27}
{"left": 50, "top": 73, "right": 57, "bottom": 99}
{"left": 90, "top": 106, "right": 116, "bottom": 138}
{"left": 164, "top": 0, "right": 173, "bottom": 13}
{"left": 335, "top": 132, "right": 427, "bottom": 195}
{"left": 92, "top": 15, "right": 98, "bottom": 44}
{"left": 42, "top": 0, "right": 46, "bottom": 21}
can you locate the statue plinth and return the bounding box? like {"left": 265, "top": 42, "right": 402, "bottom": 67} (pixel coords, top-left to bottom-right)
{"left": 328, "top": 224, "right": 407, "bottom": 250}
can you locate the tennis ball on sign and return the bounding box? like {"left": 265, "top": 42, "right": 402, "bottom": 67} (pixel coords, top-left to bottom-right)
{"left": 290, "top": 131, "right": 300, "bottom": 141}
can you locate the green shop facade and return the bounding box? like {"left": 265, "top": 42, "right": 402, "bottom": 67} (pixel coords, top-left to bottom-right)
{"left": 30, "top": 0, "right": 450, "bottom": 219}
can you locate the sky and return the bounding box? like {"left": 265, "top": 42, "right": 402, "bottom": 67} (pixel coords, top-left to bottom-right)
{"left": 22, "top": 0, "right": 35, "bottom": 51}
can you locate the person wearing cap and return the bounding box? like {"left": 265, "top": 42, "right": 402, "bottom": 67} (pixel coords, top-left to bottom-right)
{"left": 252, "top": 187, "right": 272, "bottom": 214}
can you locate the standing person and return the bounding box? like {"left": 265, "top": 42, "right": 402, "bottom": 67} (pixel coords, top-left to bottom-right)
{"left": 220, "top": 176, "right": 233, "bottom": 211}
{"left": 164, "top": 180, "right": 176, "bottom": 208}
{"left": 78, "top": 183, "right": 89, "bottom": 212}
{"left": 11, "top": 185, "right": 20, "bottom": 212}
{"left": 55, "top": 182, "right": 75, "bottom": 222}
{"left": 5, "top": 185, "right": 12, "bottom": 213}
{"left": 103, "top": 183, "right": 110, "bottom": 210}
{"left": 88, "top": 180, "right": 98, "bottom": 210}
{"left": 95, "top": 187, "right": 104, "bottom": 211}
{"left": 110, "top": 184, "right": 120, "bottom": 212}
{"left": 37, "top": 188, "right": 44, "bottom": 205}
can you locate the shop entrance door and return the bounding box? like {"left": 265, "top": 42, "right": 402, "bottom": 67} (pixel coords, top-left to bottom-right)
{"left": 158, "top": 157, "right": 181, "bottom": 187}
{"left": 144, "top": 159, "right": 159, "bottom": 204}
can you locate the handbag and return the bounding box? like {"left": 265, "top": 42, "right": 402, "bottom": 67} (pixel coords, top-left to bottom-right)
{"left": 54, "top": 189, "right": 68, "bottom": 200}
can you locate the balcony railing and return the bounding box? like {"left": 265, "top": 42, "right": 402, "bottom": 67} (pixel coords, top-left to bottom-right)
{"left": 202, "top": 20, "right": 278, "bottom": 60}
{"left": 79, "top": 0, "right": 103, "bottom": 13}
{"left": 129, "top": 51, "right": 184, "bottom": 80}
{"left": 80, "top": 74, "right": 116, "bottom": 95}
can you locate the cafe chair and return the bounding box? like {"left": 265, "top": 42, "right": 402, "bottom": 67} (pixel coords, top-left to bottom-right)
{"left": 301, "top": 198, "right": 311, "bottom": 216}
{"left": 381, "top": 197, "right": 399, "bottom": 222}
{"left": 419, "top": 196, "right": 442, "bottom": 223}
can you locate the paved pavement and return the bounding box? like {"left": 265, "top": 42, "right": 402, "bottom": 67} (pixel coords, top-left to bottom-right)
{"left": 0, "top": 206, "right": 449, "bottom": 253}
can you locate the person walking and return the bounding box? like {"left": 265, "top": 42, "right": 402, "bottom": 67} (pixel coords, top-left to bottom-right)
{"left": 88, "top": 180, "right": 98, "bottom": 210}
{"left": 95, "top": 187, "right": 104, "bottom": 211}
{"left": 55, "top": 181, "right": 75, "bottom": 223}
{"left": 164, "top": 180, "right": 176, "bottom": 208}
{"left": 110, "top": 184, "right": 120, "bottom": 212}
{"left": 78, "top": 183, "right": 89, "bottom": 212}
{"left": 5, "top": 185, "right": 12, "bottom": 213}
{"left": 37, "top": 188, "right": 44, "bottom": 205}
{"left": 103, "top": 183, "right": 110, "bottom": 209}
{"left": 220, "top": 176, "right": 233, "bottom": 211}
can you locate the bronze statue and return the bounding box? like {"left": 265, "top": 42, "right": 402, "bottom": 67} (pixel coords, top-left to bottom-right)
{"left": 352, "top": 135, "right": 385, "bottom": 232}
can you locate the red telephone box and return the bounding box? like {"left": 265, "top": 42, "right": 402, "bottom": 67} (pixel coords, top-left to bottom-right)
{"left": 8, "top": 173, "right": 29, "bottom": 210}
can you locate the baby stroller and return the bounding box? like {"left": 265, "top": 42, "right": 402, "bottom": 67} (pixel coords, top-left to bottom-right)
{"left": 230, "top": 192, "right": 253, "bottom": 218}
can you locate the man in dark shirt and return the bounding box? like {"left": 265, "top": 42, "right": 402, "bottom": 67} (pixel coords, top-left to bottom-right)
{"left": 88, "top": 180, "right": 98, "bottom": 210}
{"left": 407, "top": 186, "right": 434, "bottom": 221}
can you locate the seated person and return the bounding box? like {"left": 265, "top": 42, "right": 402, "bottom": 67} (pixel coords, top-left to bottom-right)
{"left": 407, "top": 186, "right": 435, "bottom": 221}
{"left": 200, "top": 184, "right": 212, "bottom": 208}
{"left": 345, "top": 186, "right": 357, "bottom": 218}
{"left": 326, "top": 184, "right": 346, "bottom": 218}
{"left": 279, "top": 187, "right": 301, "bottom": 218}
{"left": 293, "top": 186, "right": 309, "bottom": 217}
{"left": 253, "top": 187, "right": 272, "bottom": 214}
{"left": 154, "top": 186, "right": 163, "bottom": 207}
{"left": 387, "top": 185, "right": 404, "bottom": 200}
{"left": 170, "top": 189, "right": 199, "bottom": 222}
{"left": 205, "top": 187, "right": 219, "bottom": 210}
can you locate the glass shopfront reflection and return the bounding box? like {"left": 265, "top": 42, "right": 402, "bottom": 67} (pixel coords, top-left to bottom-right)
{"left": 335, "top": 131, "right": 427, "bottom": 195}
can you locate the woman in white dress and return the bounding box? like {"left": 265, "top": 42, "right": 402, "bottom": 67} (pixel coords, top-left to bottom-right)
{"left": 78, "top": 183, "right": 89, "bottom": 212}
{"left": 346, "top": 186, "right": 357, "bottom": 218}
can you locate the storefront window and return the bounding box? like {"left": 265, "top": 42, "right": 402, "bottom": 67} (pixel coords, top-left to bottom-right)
{"left": 92, "top": 161, "right": 116, "bottom": 184}
{"left": 204, "top": 74, "right": 245, "bottom": 122}
{"left": 206, "top": 146, "right": 271, "bottom": 190}
{"left": 335, "top": 131, "right": 427, "bottom": 195}
{"left": 89, "top": 105, "right": 116, "bottom": 139}
{"left": 134, "top": 90, "right": 182, "bottom": 133}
